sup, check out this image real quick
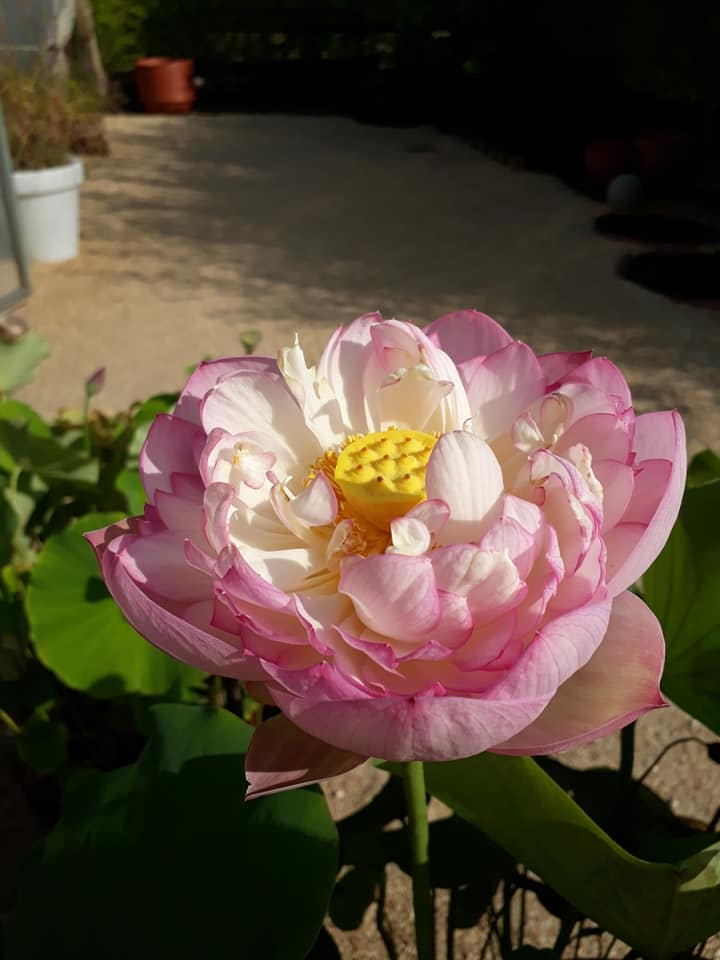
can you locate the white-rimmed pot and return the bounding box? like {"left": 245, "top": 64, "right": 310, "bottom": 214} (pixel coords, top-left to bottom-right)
{"left": 12, "top": 156, "right": 84, "bottom": 263}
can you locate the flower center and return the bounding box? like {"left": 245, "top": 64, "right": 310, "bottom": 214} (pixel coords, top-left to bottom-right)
{"left": 334, "top": 428, "right": 437, "bottom": 530}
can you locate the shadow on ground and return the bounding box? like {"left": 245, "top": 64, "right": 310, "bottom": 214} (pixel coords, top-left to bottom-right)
{"left": 19, "top": 113, "right": 720, "bottom": 455}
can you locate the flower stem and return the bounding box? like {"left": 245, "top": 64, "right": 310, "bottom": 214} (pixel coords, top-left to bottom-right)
{"left": 401, "top": 760, "right": 435, "bottom": 960}
{"left": 620, "top": 722, "right": 635, "bottom": 781}
{"left": 82, "top": 394, "right": 91, "bottom": 455}
{"left": 0, "top": 708, "right": 21, "bottom": 736}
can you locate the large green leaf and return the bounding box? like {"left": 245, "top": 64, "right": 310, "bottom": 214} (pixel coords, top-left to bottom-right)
{"left": 27, "top": 512, "right": 203, "bottom": 697}
{"left": 0, "top": 469, "right": 37, "bottom": 566}
{"left": 0, "top": 483, "right": 17, "bottom": 566}
{"left": 0, "top": 400, "right": 51, "bottom": 477}
{"left": 18, "top": 711, "right": 68, "bottom": 774}
{"left": 6, "top": 705, "right": 338, "bottom": 960}
{"left": 0, "top": 417, "right": 97, "bottom": 485}
{"left": 0, "top": 331, "right": 50, "bottom": 394}
{"left": 643, "top": 477, "right": 720, "bottom": 735}
{"left": 538, "top": 759, "right": 717, "bottom": 862}
{"left": 0, "top": 399, "right": 52, "bottom": 438}
{"left": 687, "top": 449, "right": 720, "bottom": 488}
{"left": 420, "top": 754, "right": 720, "bottom": 959}
{"left": 114, "top": 465, "right": 146, "bottom": 514}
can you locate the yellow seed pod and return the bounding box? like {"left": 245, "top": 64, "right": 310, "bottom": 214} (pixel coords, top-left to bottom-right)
{"left": 334, "top": 428, "right": 437, "bottom": 530}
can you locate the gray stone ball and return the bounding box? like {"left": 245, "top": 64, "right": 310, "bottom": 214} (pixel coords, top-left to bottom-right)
{"left": 606, "top": 173, "right": 643, "bottom": 212}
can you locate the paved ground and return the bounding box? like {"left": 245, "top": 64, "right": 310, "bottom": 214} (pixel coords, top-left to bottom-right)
{"left": 18, "top": 114, "right": 720, "bottom": 456}
{"left": 14, "top": 114, "right": 720, "bottom": 957}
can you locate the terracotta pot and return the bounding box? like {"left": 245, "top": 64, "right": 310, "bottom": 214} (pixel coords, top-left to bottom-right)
{"left": 135, "top": 58, "right": 195, "bottom": 114}
{"left": 633, "top": 132, "right": 689, "bottom": 177}
{"left": 582, "top": 139, "right": 634, "bottom": 184}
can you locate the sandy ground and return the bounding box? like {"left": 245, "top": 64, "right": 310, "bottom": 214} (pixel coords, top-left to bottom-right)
{"left": 17, "top": 114, "right": 720, "bottom": 455}
{"left": 12, "top": 114, "right": 720, "bottom": 957}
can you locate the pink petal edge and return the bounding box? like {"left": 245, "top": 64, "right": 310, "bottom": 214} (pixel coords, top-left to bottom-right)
{"left": 269, "top": 592, "right": 612, "bottom": 761}
{"left": 492, "top": 590, "right": 666, "bottom": 754}
{"left": 174, "top": 356, "right": 277, "bottom": 425}
{"left": 425, "top": 310, "right": 513, "bottom": 363}
{"left": 608, "top": 411, "right": 686, "bottom": 595}
{"left": 245, "top": 712, "right": 366, "bottom": 798}
{"left": 86, "top": 522, "right": 263, "bottom": 678}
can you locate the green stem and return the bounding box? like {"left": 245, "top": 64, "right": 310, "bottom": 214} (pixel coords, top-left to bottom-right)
{"left": 83, "top": 394, "right": 91, "bottom": 455}
{"left": 209, "top": 674, "right": 224, "bottom": 707}
{"left": 620, "top": 722, "right": 636, "bottom": 781}
{"left": 401, "top": 760, "right": 435, "bottom": 960}
{"left": 618, "top": 723, "right": 638, "bottom": 845}
{"left": 0, "top": 708, "right": 21, "bottom": 736}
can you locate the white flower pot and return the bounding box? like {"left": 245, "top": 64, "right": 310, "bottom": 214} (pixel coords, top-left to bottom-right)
{"left": 12, "top": 156, "right": 84, "bottom": 263}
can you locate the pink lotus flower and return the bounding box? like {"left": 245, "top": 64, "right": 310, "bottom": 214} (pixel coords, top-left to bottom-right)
{"left": 87, "top": 311, "right": 685, "bottom": 797}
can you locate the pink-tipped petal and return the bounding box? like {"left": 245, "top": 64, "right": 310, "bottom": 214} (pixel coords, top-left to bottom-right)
{"left": 593, "top": 460, "right": 635, "bottom": 533}
{"left": 554, "top": 412, "right": 633, "bottom": 464}
{"left": 425, "top": 310, "right": 513, "bottom": 363}
{"left": 370, "top": 319, "right": 471, "bottom": 430}
{"left": 139, "top": 414, "right": 200, "bottom": 501}
{"left": 203, "top": 482, "right": 237, "bottom": 554}
{"left": 406, "top": 498, "right": 451, "bottom": 534}
{"left": 465, "top": 342, "right": 546, "bottom": 440}
{"left": 538, "top": 351, "right": 593, "bottom": 388}
{"left": 200, "top": 369, "right": 320, "bottom": 469}
{"left": 480, "top": 516, "right": 537, "bottom": 579}
{"left": 119, "top": 531, "right": 211, "bottom": 601}
{"left": 272, "top": 592, "right": 612, "bottom": 761}
{"left": 245, "top": 713, "right": 366, "bottom": 798}
{"left": 493, "top": 591, "right": 666, "bottom": 754}
{"left": 607, "top": 411, "right": 686, "bottom": 595}
{"left": 527, "top": 450, "right": 599, "bottom": 576}
{"left": 561, "top": 356, "right": 633, "bottom": 409}
{"left": 430, "top": 543, "right": 525, "bottom": 621}
{"left": 370, "top": 319, "right": 430, "bottom": 374}
{"left": 154, "top": 488, "right": 203, "bottom": 537}
{"left": 217, "top": 546, "right": 295, "bottom": 617}
{"left": 426, "top": 431, "right": 504, "bottom": 545}
{"left": 621, "top": 459, "right": 672, "bottom": 525}
{"left": 317, "top": 312, "right": 382, "bottom": 432}
{"left": 85, "top": 518, "right": 138, "bottom": 563}
{"left": 603, "top": 523, "right": 645, "bottom": 585}
{"left": 174, "top": 356, "right": 277, "bottom": 424}
{"left": 99, "top": 535, "right": 263, "bottom": 678}
{"left": 339, "top": 553, "right": 440, "bottom": 641}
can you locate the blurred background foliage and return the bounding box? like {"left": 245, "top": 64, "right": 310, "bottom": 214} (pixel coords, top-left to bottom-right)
{"left": 89, "top": 0, "right": 720, "bottom": 181}
{"left": 90, "top": 0, "right": 720, "bottom": 105}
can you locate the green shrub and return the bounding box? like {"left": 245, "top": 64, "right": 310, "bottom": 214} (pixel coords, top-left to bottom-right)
{"left": 90, "top": 0, "right": 149, "bottom": 73}
{"left": 1, "top": 67, "right": 107, "bottom": 170}
{"left": 0, "top": 68, "right": 72, "bottom": 170}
